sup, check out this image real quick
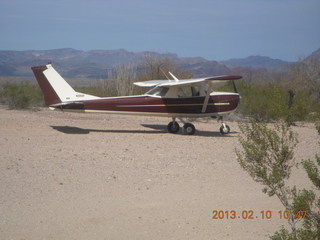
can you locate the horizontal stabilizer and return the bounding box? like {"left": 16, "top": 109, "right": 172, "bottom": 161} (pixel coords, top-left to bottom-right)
{"left": 50, "top": 102, "right": 85, "bottom": 110}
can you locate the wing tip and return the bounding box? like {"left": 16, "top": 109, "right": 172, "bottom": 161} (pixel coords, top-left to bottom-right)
{"left": 205, "top": 75, "right": 242, "bottom": 81}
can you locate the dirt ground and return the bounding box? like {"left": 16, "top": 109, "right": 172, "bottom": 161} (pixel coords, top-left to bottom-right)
{"left": 0, "top": 106, "right": 319, "bottom": 240}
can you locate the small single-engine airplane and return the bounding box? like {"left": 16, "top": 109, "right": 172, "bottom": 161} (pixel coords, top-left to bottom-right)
{"left": 31, "top": 63, "right": 241, "bottom": 135}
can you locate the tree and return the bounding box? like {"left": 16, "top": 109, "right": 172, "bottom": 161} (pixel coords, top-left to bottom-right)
{"left": 136, "top": 53, "right": 193, "bottom": 81}
{"left": 297, "top": 123, "right": 320, "bottom": 239}
{"left": 104, "top": 54, "right": 193, "bottom": 96}
{"left": 236, "top": 120, "right": 320, "bottom": 239}
{"left": 236, "top": 120, "right": 299, "bottom": 234}
{"left": 287, "top": 57, "right": 320, "bottom": 102}
{"left": 111, "top": 63, "right": 137, "bottom": 96}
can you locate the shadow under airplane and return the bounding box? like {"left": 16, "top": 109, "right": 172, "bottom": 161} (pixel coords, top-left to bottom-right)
{"left": 51, "top": 124, "right": 238, "bottom": 137}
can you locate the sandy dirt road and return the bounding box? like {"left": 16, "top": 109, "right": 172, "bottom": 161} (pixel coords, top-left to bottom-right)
{"left": 0, "top": 107, "right": 319, "bottom": 239}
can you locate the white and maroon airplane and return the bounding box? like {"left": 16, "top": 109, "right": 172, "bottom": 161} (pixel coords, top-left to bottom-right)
{"left": 32, "top": 63, "right": 241, "bottom": 135}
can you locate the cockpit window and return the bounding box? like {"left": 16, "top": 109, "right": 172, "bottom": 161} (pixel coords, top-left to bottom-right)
{"left": 146, "top": 87, "right": 169, "bottom": 96}
{"left": 192, "top": 86, "right": 200, "bottom": 96}
{"left": 178, "top": 86, "right": 200, "bottom": 97}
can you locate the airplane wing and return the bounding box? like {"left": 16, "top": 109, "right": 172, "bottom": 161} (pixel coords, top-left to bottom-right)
{"left": 134, "top": 75, "right": 242, "bottom": 87}
{"left": 133, "top": 80, "right": 172, "bottom": 87}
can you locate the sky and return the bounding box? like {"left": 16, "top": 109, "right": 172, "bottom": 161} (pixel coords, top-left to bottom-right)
{"left": 0, "top": 0, "right": 319, "bottom": 61}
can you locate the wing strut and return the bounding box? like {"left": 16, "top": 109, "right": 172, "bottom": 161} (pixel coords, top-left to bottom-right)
{"left": 201, "top": 83, "right": 213, "bottom": 113}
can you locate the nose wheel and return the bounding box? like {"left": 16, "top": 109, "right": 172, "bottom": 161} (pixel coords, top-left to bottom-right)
{"left": 220, "top": 123, "right": 230, "bottom": 134}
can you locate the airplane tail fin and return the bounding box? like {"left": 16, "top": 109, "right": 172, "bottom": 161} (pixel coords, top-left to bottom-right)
{"left": 31, "top": 63, "right": 99, "bottom": 106}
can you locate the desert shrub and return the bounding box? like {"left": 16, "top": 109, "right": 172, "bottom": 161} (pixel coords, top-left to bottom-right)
{"left": 298, "top": 124, "right": 320, "bottom": 239}
{"left": 0, "top": 82, "right": 43, "bottom": 109}
{"left": 240, "top": 83, "right": 289, "bottom": 121}
{"left": 237, "top": 120, "right": 320, "bottom": 239}
{"left": 218, "top": 81, "right": 320, "bottom": 122}
{"left": 316, "top": 123, "right": 320, "bottom": 134}
{"left": 271, "top": 123, "right": 320, "bottom": 239}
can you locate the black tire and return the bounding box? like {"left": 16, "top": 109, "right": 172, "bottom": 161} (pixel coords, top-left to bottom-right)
{"left": 183, "top": 123, "right": 196, "bottom": 135}
{"left": 167, "top": 121, "right": 180, "bottom": 133}
{"left": 220, "top": 124, "right": 230, "bottom": 134}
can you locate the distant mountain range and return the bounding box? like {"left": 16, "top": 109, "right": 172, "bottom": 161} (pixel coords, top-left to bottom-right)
{"left": 0, "top": 48, "right": 319, "bottom": 78}
{"left": 221, "top": 55, "right": 291, "bottom": 70}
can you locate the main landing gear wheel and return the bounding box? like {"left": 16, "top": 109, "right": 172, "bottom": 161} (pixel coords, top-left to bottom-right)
{"left": 183, "top": 123, "right": 196, "bottom": 135}
{"left": 220, "top": 123, "right": 230, "bottom": 134}
{"left": 167, "top": 121, "right": 180, "bottom": 133}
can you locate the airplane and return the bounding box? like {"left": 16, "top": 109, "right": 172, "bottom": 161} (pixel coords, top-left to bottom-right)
{"left": 31, "top": 63, "right": 241, "bottom": 135}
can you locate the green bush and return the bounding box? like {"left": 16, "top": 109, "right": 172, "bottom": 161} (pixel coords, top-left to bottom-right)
{"left": 218, "top": 81, "right": 320, "bottom": 122}
{"left": 0, "top": 82, "right": 43, "bottom": 109}
{"left": 237, "top": 120, "right": 320, "bottom": 239}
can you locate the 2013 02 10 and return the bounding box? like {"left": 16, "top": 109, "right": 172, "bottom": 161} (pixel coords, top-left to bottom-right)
{"left": 211, "top": 210, "right": 308, "bottom": 220}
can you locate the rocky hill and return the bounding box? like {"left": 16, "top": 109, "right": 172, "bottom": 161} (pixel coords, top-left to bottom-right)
{"left": 0, "top": 48, "right": 230, "bottom": 78}
{"left": 0, "top": 48, "right": 318, "bottom": 78}
{"left": 221, "top": 55, "right": 290, "bottom": 70}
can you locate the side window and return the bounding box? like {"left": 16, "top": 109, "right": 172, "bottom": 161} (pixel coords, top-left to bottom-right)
{"left": 178, "top": 87, "right": 192, "bottom": 97}
{"left": 158, "top": 87, "right": 169, "bottom": 96}
{"left": 178, "top": 86, "right": 199, "bottom": 97}
{"left": 191, "top": 86, "right": 200, "bottom": 96}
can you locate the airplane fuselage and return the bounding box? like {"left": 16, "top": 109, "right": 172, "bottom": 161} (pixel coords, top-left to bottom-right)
{"left": 51, "top": 93, "right": 240, "bottom": 118}
{"left": 31, "top": 63, "right": 241, "bottom": 134}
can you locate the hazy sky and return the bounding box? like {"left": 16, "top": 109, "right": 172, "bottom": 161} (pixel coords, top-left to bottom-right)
{"left": 1, "top": 0, "right": 319, "bottom": 61}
